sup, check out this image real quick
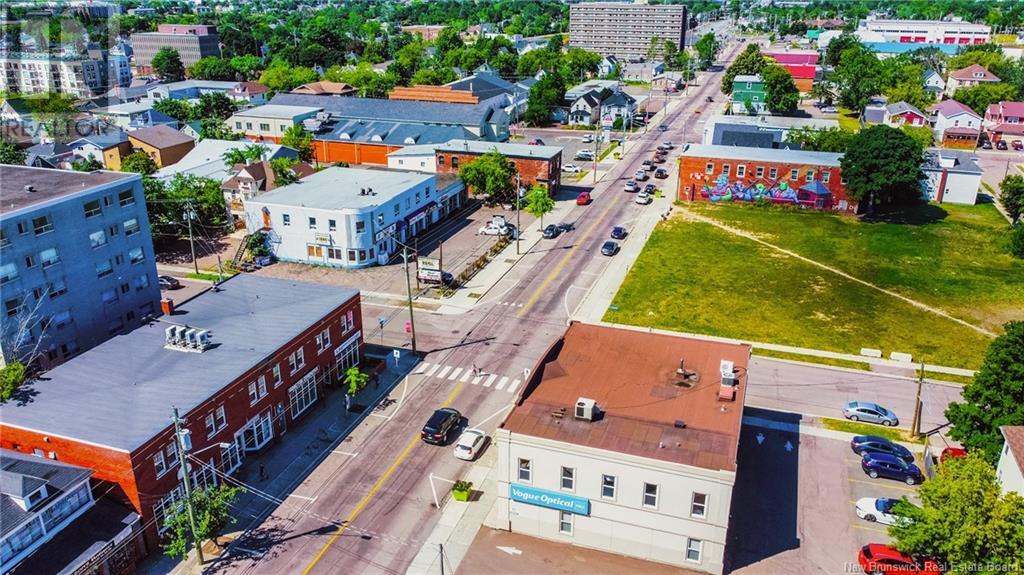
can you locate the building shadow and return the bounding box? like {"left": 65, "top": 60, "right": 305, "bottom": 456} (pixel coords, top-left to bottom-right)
{"left": 723, "top": 407, "right": 801, "bottom": 573}
{"left": 860, "top": 203, "right": 949, "bottom": 225}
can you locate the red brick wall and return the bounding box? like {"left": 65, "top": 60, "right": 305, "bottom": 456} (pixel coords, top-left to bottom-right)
{"left": 678, "top": 154, "right": 857, "bottom": 213}
{"left": 435, "top": 152, "right": 561, "bottom": 191}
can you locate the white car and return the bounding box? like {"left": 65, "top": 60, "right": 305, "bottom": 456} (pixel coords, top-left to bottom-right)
{"left": 624, "top": 180, "right": 638, "bottom": 192}
{"left": 453, "top": 428, "right": 487, "bottom": 461}
{"left": 855, "top": 497, "right": 906, "bottom": 526}
{"left": 582, "top": 134, "right": 594, "bottom": 143}
{"left": 562, "top": 164, "right": 582, "bottom": 174}
{"left": 575, "top": 151, "right": 595, "bottom": 161}
{"left": 634, "top": 170, "right": 649, "bottom": 181}
{"left": 635, "top": 191, "right": 652, "bottom": 204}
{"left": 479, "top": 223, "right": 512, "bottom": 236}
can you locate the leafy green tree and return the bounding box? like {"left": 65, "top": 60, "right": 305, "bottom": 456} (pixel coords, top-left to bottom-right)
{"left": 947, "top": 321, "right": 1024, "bottom": 463}
{"left": 323, "top": 63, "right": 397, "bottom": 98}
{"left": 834, "top": 44, "right": 883, "bottom": 112}
{"left": 840, "top": 125, "right": 924, "bottom": 209}
{"left": 1011, "top": 225, "right": 1024, "bottom": 259}
{"left": 410, "top": 67, "right": 458, "bottom": 86}
{"left": 434, "top": 26, "right": 464, "bottom": 60}
{"left": 762, "top": 64, "right": 799, "bottom": 114}
{"left": 884, "top": 80, "right": 934, "bottom": 114}
{"left": 222, "top": 144, "right": 267, "bottom": 168}
{"left": 146, "top": 174, "right": 230, "bottom": 242}
{"left": 1000, "top": 174, "right": 1024, "bottom": 224}
{"left": 121, "top": 152, "right": 158, "bottom": 175}
{"left": 694, "top": 32, "right": 720, "bottom": 70}
{"left": 824, "top": 32, "right": 860, "bottom": 68}
{"left": 524, "top": 71, "right": 564, "bottom": 126}
{"left": 517, "top": 48, "right": 559, "bottom": 78}
{"left": 281, "top": 125, "right": 314, "bottom": 162}
{"left": 809, "top": 79, "right": 836, "bottom": 106}
{"left": 187, "top": 57, "right": 236, "bottom": 80}
{"left": 230, "top": 55, "right": 262, "bottom": 80}
{"left": 246, "top": 231, "right": 270, "bottom": 258}
{"left": 901, "top": 125, "right": 934, "bottom": 150}
{"left": 193, "top": 92, "right": 237, "bottom": 121}
{"left": 889, "top": 455, "right": 1024, "bottom": 574}
{"left": 953, "top": 83, "right": 1020, "bottom": 115}
{"left": 561, "top": 48, "right": 601, "bottom": 83}
{"left": 162, "top": 484, "right": 243, "bottom": 560}
{"left": 258, "top": 61, "right": 319, "bottom": 92}
{"left": 72, "top": 156, "right": 104, "bottom": 172}
{"left": 721, "top": 44, "right": 765, "bottom": 94}
{"left": 153, "top": 99, "right": 194, "bottom": 122}
{"left": 270, "top": 157, "right": 300, "bottom": 185}
{"left": 0, "top": 362, "right": 26, "bottom": 403}
{"left": 458, "top": 150, "right": 517, "bottom": 203}
{"left": 344, "top": 366, "right": 369, "bottom": 396}
{"left": 524, "top": 185, "right": 555, "bottom": 229}
{"left": 0, "top": 141, "right": 27, "bottom": 165}
{"left": 948, "top": 44, "right": 1009, "bottom": 78}
{"left": 198, "top": 119, "right": 242, "bottom": 141}
{"left": 784, "top": 127, "right": 854, "bottom": 152}
{"left": 152, "top": 47, "right": 185, "bottom": 81}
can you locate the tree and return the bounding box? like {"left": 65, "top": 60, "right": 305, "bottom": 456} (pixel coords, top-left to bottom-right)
{"left": 1011, "top": 225, "right": 1024, "bottom": 259}
{"left": 901, "top": 125, "right": 934, "bottom": 150}
{"left": 840, "top": 125, "right": 924, "bottom": 209}
{"left": 694, "top": 32, "right": 721, "bottom": 70}
{"left": 0, "top": 141, "right": 27, "bottom": 165}
{"left": 230, "top": 55, "right": 262, "bottom": 80}
{"left": 434, "top": 26, "right": 464, "bottom": 60}
{"left": 561, "top": 48, "right": 601, "bottom": 83}
{"left": 258, "top": 61, "right": 319, "bottom": 93}
{"left": 162, "top": 484, "right": 243, "bottom": 560}
{"left": 722, "top": 44, "right": 765, "bottom": 94}
{"left": 889, "top": 455, "right": 1024, "bottom": 574}
{"left": 824, "top": 32, "right": 860, "bottom": 68}
{"left": 946, "top": 321, "right": 1024, "bottom": 463}
{"left": 344, "top": 366, "right": 369, "bottom": 397}
{"left": 198, "top": 119, "right": 242, "bottom": 141}
{"left": 524, "top": 185, "right": 555, "bottom": 229}
{"left": 193, "top": 92, "right": 237, "bottom": 121}
{"left": 948, "top": 44, "right": 1009, "bottom": 78}
{"left": 152, "top": 47, "right": 185, "bottom": 81}
{"left": 410, "top": 67, "right": 458, "bottom": 86}
{"left": 884, "top": 80, "right": 934, "bottom": 113}
{"left": 762, "top": 64, "right": 799, "bottom": 114}
{"left": 121, "top": 152, "right": 158, "bottom": 175}
{"left": 245, "top": 231, "right": 270, "bottom": 258}
{"left": 809, "top": 79, "right": 836, "bottom": 106}
{"left": 281, "top": 125, "right": 314, "bottom": 162}
{"left": 153, "top": 99, "right": 194, "bottom": 122}
{"left": 1000, "top": 174, "right": 1024, "bottom": 224}
{"left": 834, "top": 45, "right": 883, "bottom": 112}
{"left": 953, "top": 83, "right": 1020, "bottom": 116}
{"left": 187, "top": 57, "right": 236, "bottom": 80}
{"left": 221, "top": 144, "right": 267, "bottom": 168}
{"left": 523, "top": 72, "right": 564, "bottom": 127}
{"left": 270, "top": 157, "right": 300, "bottom": 185}
{"left": 784, "top": 127, "right": 855, "bottom": 152}
{"left": 0, "top": 362, "right": 26, "bottom": 403}
{"left": 72, "top": 156, "right": 104, "bottom": 172}
{"left": 458, "top": 150, "right": 517, "bottom": 203}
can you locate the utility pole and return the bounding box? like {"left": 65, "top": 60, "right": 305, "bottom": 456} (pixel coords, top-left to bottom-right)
{"left": 911, "top": 360, "right": 924, "bottom": 438}
{"left": 515, "top": 174, "right": 522, "bottom": 255}
{"left": 172, "top": 407, "right": 205, "bottom": 565}
{"left": 414, "top": 237, "right": 420, "bottom": 291}
{"left": 402, "top": 246, "right": 417, "bottom": 353}
{"left": 184, "top": 201, "right": 199, "bottom": 274}
{"left": 439, "top": 543, "right": 445, "bottom": 575}
{"left": 593, "top": 103, "right": 601, "bottom": 185}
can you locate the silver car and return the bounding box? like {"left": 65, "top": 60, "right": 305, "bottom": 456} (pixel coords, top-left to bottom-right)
{"left": 843, "top": 401, "right": 898, "bottom": 426}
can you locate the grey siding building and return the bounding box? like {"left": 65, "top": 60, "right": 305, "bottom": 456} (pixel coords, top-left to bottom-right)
{"left": 570, "top": 2, "right": 688, "bottom": 62}
{"left": 0, "top": 167, "right": 160, "bottom": 371}
{"left": 130, "top": 24, "right": 221, "bottom": 74}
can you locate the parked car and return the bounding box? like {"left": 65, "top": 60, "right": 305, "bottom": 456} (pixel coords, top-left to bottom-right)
{"left": 997, "top": 140, "right": 1008, "bottom": 150}
{"left": 857, "top": 544, "right": 943, "bottom": 575}
{"left": 421, "top": 407, "right": 462, "bottom": 445}
{"left": 851, "top": 436, "right": 914, "bottom": 463}
{"left": 453, "top": 428, "right": 487, "bottom": 461}
{"left": 556, "top": 222, "right": 574, "bottom": 233}
{"left": 641, "top": 159, "right": 655, "bottom": 171}
{"left": 653, "top": 154, "right": 666, "bottom": 164}
{"left": 575, "top": 150, "right": 595, "bottom": 161}
{"left": 600, "top": 240, "right": 619, "bottom": 256}
{"left": 582, "top": 134, "right": 594, "bottom": 143}
{"left": 861, "top": 452, "right": 924, "bottom": 485}
{"left": 658, "top": 124, "right": 669, "bottom": 132}
{"left": 624, "top": 180, "right": 639, "bottom": 192}
{"left": 634, "top": 170, "right": 649, "bottom": 181}
{"left": 661, "top": 141, "right": 674, "bottom": 149}
{"left": 654, "top": 168, "right": 669, "bottom": 179}
{"left": 576, "top": 191, "right": 592, "bottom": 205}
{"left": 981, "top": 140, "right": 993, "bottom": 149}
{"left": 527, "top": 138, "right": 545, "bottom": 146}
{"left": 822, "top": 106, "right": 838, "bottom": 113}
{"left": 635, "top": 191, "right": 652, "bottom": 205}
{"left": 479, "top": 222, "right": 513, "bottom": 236}
{"left": 657, "top": 143, "right": 671, "bottom": 152}
{"left": 611, "top": 226, "right": 627, "bottom": 239}
{"left": 542, "top": 224, "right": 561, "bottom": 239}
{"left": 843, "top": 401, "right": 899, "bottom": 426}
{"left": 1013, "top": 140, "right": 1023, "bottom": 151}
{"left": 940, "top": 446, "right": 967, "bottom": 463}
{"left": 643, "top": 183, "right": 657, "bottom": 194}
{"left": 562, "top": 163, "right": 582, "bottom": 174}
{"left": 158, "top": 275, "right": 182, "bottom": 290}
{"left": 855, "top": 498, "right": 911, "bottom": 526}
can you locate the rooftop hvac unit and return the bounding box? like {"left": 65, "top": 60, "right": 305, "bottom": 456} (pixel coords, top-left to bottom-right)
{"left": 196, "top": 329, "right": 211, "bottom": 349}
{"left": 575, "top": 397, "right": 597, "bottom": 421}
{"left": 720, "top": 359, "right": 738, "bottom": 387}
{"left": 184, "top": 328, "right": 198, "bottom": 348}
{"left": 165, "top": 325, "right": 177, "bottom": 345}
{"left": 172, "top": 325, "right": 187, "bottom": 343}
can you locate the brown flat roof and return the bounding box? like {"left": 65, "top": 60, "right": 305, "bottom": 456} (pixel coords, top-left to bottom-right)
{"left": 504, "top": 322, "right": 750, "bottom": 472}
{"left": 1002, "top": 426, "right": 1024, "bottom": 476}
{"left": 0, "top": 165, "right": 136, "bottom": 215}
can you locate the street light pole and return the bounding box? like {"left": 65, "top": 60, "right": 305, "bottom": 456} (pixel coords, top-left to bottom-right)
{"left": 184, "top": 200, "right": 199, "bottom": 275}
{"left": 402, "top": 246, "right": 417, "bottom": 353}
{"left": 172, "top": 407, "right": 205, "bottom": 566}
{"left": 515, "top": 174, "right": 521, "bottom": 255}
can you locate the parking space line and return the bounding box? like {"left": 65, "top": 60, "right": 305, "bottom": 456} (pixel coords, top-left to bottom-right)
{"left": 414, "top": 363, "right": 430, "bottom": 375}
{"left": 847, "top": 478, "right": 918, "bottom": 493}
{"left": 436, "top": 366, "right": 453, "bottom": 379}
{"left": 507, "top": 379, "right": 521, "bottom": 394}
{"left": 852, "top": 524, "right": 889, "bottom": 534}
{"left": 495, "top": 376, "right": 509, "bottom": 390}
{"left": 448, "top": 367, "right": 464, "bottom": 381}
{"left": 425, "top": 364, "right": 441, "bottom": 377}
{"left": 483, "top": 374, "right": 497, "bottom": 387}
{"left": 460, "top": 370, "right": 472, "bottom": 382}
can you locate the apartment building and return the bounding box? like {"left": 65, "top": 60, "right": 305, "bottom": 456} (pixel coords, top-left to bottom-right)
{"left": 0, "top": 167, "right": 161, "bottom": 371}
{"left": 569, "top": 2, "right": 688, "bottom": 61}
{"left": 488, "top": 322, "right": 751, "bottom": 575}
{"left": 130, "top": 24, "right": 221, "bottom": 74}
{"left": 0, "top": 51, "right": 128, "bottom": 98}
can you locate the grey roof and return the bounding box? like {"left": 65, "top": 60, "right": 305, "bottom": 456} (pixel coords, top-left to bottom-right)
{"left": 885, "top": 101, "right": 925, "bottom": 118}
{"left": 704, "top": 114, "right": 839, "bottom": 131}
{"left": 319, "top": 119, "right": 475, "bottom": 146}
{"left": 921, "top": 148, "right": 983, "bottom": 175}
{"left": 1, "top": 449, "right": 93, "bottom": 538}
{"left": 70, "top": 129, "right": 129, "bottom": 150}
{"left": 734, "top": 74, "right": 762, "bottom": 83}
{"left": 863, "top": 104, "right": 886, "bottom": 124}
{"left": 270, "top": 93, "right": 507, "bottom": 127}
{"left": 601, "top": 92, "right": 636, "bottom": 107}
{"left": 575, "top": 91, "right": 602, "bottom": 108}
{"left": 517, "top": 77, "right": 538, "bottom": 90}
{"left": 0, "top": 165, "right": 136, "bottom": 216}
{"left": 233, "top": 104, "right": 322, "bottom": 120}
{"left": 680, "top": 143, "right": 843, "bottom": 167}
{"left": 446, "top": 72, "right": 525, "bottom": 100}
{"left": 434, "top": 139, "right": 562, "bottom": 160}
{"left": 153, "top": 139, "right": 297, "bottom": 182}
{"left": 0, "top": 275, "right": 359, "bottom": 452}
{"left": 252, "top": 166, "right": 435, "bottom": 211}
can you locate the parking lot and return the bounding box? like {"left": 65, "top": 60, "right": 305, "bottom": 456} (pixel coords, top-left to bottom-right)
{"left": 726, "top": 408, "right": 920, "bottom": 574}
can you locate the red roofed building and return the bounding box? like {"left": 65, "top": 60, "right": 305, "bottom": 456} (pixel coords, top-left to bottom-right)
{"left": 945, "top": 64, "right": 1001, "bottom": 97}
{"left": 984, "top": 101, "right": 1024, "bottom": 142}
{"left": 489, "top": 322, "right": 751, "bottom": 575}
{"left": 763, "top": 51, "right": 819, "bottom": 93}
{"left": 929, "top": 99, "right": 982, "bottom": 149}
{"left": 227, "top": 81, "right": 269, "bottom": 105}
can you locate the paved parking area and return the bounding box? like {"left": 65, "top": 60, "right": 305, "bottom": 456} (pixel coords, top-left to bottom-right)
{"left": 156, "top": 275, "right": 210, "bottom": 305}
{"left": 726, "top": 408, "right": 919, "bottom": 574}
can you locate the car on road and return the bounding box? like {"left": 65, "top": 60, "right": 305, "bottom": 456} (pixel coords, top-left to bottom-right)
{"left": 542, "top": 224, "right": 561, "bottom": 239}
{"left": 479, "top": 222, "right": 514, "bottom": 236}
{"left": 997, "top": 140, "right": 1009, "bottom": 150}
{"left": 843, "top": 401, "right": 899, "bottom": 426}
{"left": 706, "top": 96, "right": 714, "bottom": 103}
{"left": 940, "top": 446, "right": 967, "bottom": 463}
{"left": 855, "top": 497, "right": 915, "bottom": 526}
{"left": 850, "top": 435, "right": 914, "bottom": 463}
{"left": 654, "top": 168, "right": 669, "bottom": 179}
{"left": 981, "top": 140, "right": 993, "bottom": 149}
{"left": 562, "top": 163, "right": 582, "bottom": 174}
{"left": 658, "top": 124, "right": 669, "bottom": 132}
{"left": 634, "top": 170, "right": 649, "bottom": 181}
{"left": 582, "top": 134, "right": 594, "bottom": 143}
{"left": 624, "top": 180, "right": 639, "bottom": 192}
{"left": 421, "top": 407, "right": 462, "bottom": 445}
{"left": 657, "top": 143, "right": 671, "bottom": 152}
{"left": 576, "top": 191, "right": 592, "bottom": 205}
{"left": 611, "top": 226, "right": 627, "bottom": 239}
{"left": 643, "top": 183, "right": 657, "bottom": 194}
{"left": 556, "top": 222, "right": 574, "bottom": 233}
{"left": 527, "top": 138, "right": 545, "bottom": 146}
{"left": 453, "top": 428, "right": 487, "bottom": 461}
{"left": 600, "top": 240, "right": 619, "bottom": 256}
{"left": 821, "top": 106, "right": 838, "bottom": 113}
{"left": 861, "top": 452, "right": 924, "bottom": 485}
{"left": 575, "top": 150, "right": 595, "bottom": 161}
{"left": 661, "top": 141, "right": 674, "bottom": 149}
{"left": 653, "top": 154, "right": 666, "bottom": 163}
{"left": 857, "top": 544, "right": 943, "bottom": 575}
{"left": 1014, "top": 140, "right": 1023, "bottom": 151}
{"left": 158, "top": 275, "right": 182, "bottom": 290}
{"left": 635, "top": 191, "right": 652, "bottom": 205}
{"left": 641, "top": 159, "right": 655, "bottom": 171}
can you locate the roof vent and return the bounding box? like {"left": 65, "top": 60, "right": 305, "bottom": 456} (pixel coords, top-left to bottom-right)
{"left": 368, "top": 188, "right": 375, "bottom": 195}
{"left": 574, "top": 397, "right": 597, "bottom": 421}
{"left": 674, "top": 419, "right": 687, "bottom": 429}
{"left": 24, "top": 185, "right": 35, "bottom": 193}
{"left": 360, "top": 188, "right": 366, "bottom": 195}
{"left": 163, "top": 324, "right": 212, "bottom": 353}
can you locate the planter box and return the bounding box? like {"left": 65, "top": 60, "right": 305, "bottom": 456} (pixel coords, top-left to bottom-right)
{"left": 452, "top": 488, "right": 471, "bottom": 502}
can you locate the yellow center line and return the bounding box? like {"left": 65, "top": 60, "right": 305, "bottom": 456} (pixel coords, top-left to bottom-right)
{"left": 302, "top": 383, "right": 465, "bottom": 575}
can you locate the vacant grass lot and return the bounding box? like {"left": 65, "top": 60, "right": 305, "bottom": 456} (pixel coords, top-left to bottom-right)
{"left": 603, "top": 203, "right": 1021, "bottom": 369}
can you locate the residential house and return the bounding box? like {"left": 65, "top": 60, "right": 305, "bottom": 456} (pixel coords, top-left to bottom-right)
{"left": 141, "top": 79, "right": 239, "bottom": 104}
{"left": 652, "top": 71, "right": 684, "bottom": 91}
{"left": 24, "top": 142, "right": 75, "bottom": 169}
{"left": 127, "top": 125, "right": 196, "bottom": 167}
{"left": 291, "top": 81, "right": 357, "bottom": 97}
{"left": 884, "top": 102, "right": 929, "bottom": 127}
{"left": 598, "top": 55, "right": 619, "bottom": 77}
{"left": 444, "top": 72, "right": 530, "bottom": 122}
{"left": 180, "top": 120, "right": 203, "bottom": 140}
{"left": 983, "top": 100, "right": 1024, "bottom": 142}
{"left": 945, "top": 64, "right": 1001, "bottom": 97}
{"left": 568, "top": 91, "right": 603, "bottom": 126}
{"left": 862, "top": 96, "right": 888, "bottom": 125}
{"left": 600, "top": 92, "right": 638, "bottom": 125}
{"left": 89, "top": 102, "right": 179, "bottom": 130}
{"left": 997, "top": 427, "right": 1024, "bottom": 495}
{"left": 763, "top": 50, "right": 819, "bottom": 92}
{"left": 622, "top": 61, "right": 665, "bottom": 82}
{"left": 0, "top": 98, "right": 33, "bottom": 122}
{"left": 227, "top": 81, "right": 270, "bottom": 104}
{"left": 153, "top": 139, "right": 299, "bottom": 183}
{"left": 922, "top": 69, "right": 946, "bottom": 100}
{"left": 222, "top": 160, "right": 314, "bottom": 227}
{"left": 929, "top": 100, "right": 982, "bottom": 149}
{"left": 920, "top": 148, "right": 982, "bottom": 204}
{"left": 565, "top": 79, "right": 620, "bottom": 103}
{"left": 731, "top": 75, "right": 767, "bottom": 114}
{"left": 68, "top": 129, "right": 133, "bottom": 170}
{"left": 226, "top": 104, "right": 322, "bottom": 143}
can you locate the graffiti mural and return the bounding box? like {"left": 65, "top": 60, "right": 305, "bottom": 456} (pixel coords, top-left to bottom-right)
{"left": 700, "top": 174, "right": 834, "bottom": 210}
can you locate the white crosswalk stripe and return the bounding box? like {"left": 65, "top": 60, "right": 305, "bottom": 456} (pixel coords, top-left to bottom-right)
{"left": 459, "top": 370, "right": 472, "bottom": 383}
{"left": 436, "top": 366, "right": 452, "bottom": 379}
{"left": 425, "top": 364, "right": 440, "bottom": 377}
{"left": 495, "top": 376, "right": 509, "bottom": 390}
{"left": 507, "top": 379, "right": 521, "bottom": 394}
{"left": 448, "top": 367, "right": 463, "bottom": 381}
{"left": 414, "top": 363, "right": 430, "bottom": 374}
{"left": 416, "top": 363, "right": 520, "bottom": 393}
{"left": 483, "top": 374, "right": 497, "bottom": 387}
{"left": 471, "top": 376, "right": 483, "bottom": 385}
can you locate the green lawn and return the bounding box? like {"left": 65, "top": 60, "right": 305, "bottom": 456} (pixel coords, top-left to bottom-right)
{"left": 836, "top": 107, "right": 861, "bottom": 132}
{"left": 821, "top": 418, "right": 916, "bottom": 443}
{"left": 603, "top": 203, "right": 1022, "bottom": 369}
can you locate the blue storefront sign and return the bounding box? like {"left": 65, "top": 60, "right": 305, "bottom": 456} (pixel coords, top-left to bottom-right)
{"left": 509, "top": 483, "right": 590, "bottom": 516}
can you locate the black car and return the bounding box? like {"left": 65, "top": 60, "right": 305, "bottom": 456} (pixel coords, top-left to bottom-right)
{"left": 158, "top": 275, "right": 182, "bottom": 290}
{"left": 542, "top": 224, "right": 560, "bottom": 239}
{"left": 644, "top": 183, "right": 657, "bottom": 194}
{"left": 601, "top": 240, "right": 619, "bottom": 256}
{"left": 556, "top": 222, "right": 574, "bottom": 233}
{"left": 851, "top": 435, "right": 914, "bottom": 463}
{"left": 997, "top": 140, "right": 1008, "bottom": 150}
{"left": 654, "top": 168, "right": 668, "bottom": 179}
{"left": 658, "top": 124, "right": 669, "bottom": 132}
{"left": 421, "top": 408, "right": 462, "bottom": 445}
{"left": 981, "top": 140, "right": 993, "bottom": 149}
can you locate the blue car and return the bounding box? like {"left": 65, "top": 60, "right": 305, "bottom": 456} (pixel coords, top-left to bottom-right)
{"left": 861, "top": 452, "right": 924, "bottom": 485}
{"left": 851, "top": 435, "right": 914, "bottom": 463}
{"left": 611, "top": 226, "right": 627, "bottom": 239}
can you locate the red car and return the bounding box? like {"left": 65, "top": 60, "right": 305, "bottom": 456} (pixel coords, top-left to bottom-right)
{"left": 1013, "top": 140, "right": 1023, "bottom": 151}
{"left": 858, "top": 544, "right": 943, "bottom": 575}
{"left": 940, "top": 447, "right": 967, "bottom": 463}
{"left": 576, "top": 191, "right": 591, "bottom": 205}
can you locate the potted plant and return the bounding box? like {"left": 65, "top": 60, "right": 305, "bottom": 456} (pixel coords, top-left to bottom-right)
{"left": 451, "top": 480, "right": 472, "bottom": 502}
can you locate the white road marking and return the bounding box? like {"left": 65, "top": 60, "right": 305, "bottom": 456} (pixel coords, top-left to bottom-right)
{"left": 436, "top": 365, "right": 453, "bottom": 379}
{"left": 460, "top": 370, "right": 472, "bottom": 382}
{"left": 369, "top": 413, "right": 391, "bottom": 419}
{"left": 425, "top": 364, "right": 441, "bottom": 377}
{"left": 507, "top": 379, "right": 521, "bottom": 394}
{"left": 286, "top": 494, "right": 317, "bottom": 502}
{"left": 414, "top": 363, "right": 430, "bottom": 374}
{"left": 484, "top": 374, "right": 497, "bottom": 387}
{"left": 496, "top": 376, "right": 509, "bottom": 390}
{"left": 448, "top": 367, "right": 463, "bottom": 381}
{"left": 333, "top": 450, "right": 359, "bottom": 456}
{"left": 472, "top": 376, "right": 483, "bottom": 385}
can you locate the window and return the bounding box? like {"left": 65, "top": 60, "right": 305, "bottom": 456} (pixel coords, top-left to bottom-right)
{"left": 415, "top": 192, "right": 420, "bottom": 204}
{"left": 691, "top": 493, "right": 708, "bottom": 518}
{"left": 316, "top": 328, "right": 331, "bottom": 352}
{"left": 248, "top": 377, "right": 268, "bottom": 404}
{"left": 108, "top": 224, "right": 119, "bottom": 237}
{"left": 558, "top": 511, "right": 573, "bottom": 535}
{"left": 736, "top": 165, "right": 746, "bottom": 177}
{"left": 95, "top": 259, "right": 113, "bottom": 278}
{"left": 283, "top": 214, "right": 291, "bottom": 226}
{"left": 329, "top": 219, "right": 337, "bottom": 231}
{"left": 101, "top": 288, "right": 118, "bottom": 304}
{"left": 685, "top": 538, "right": 703, "bottom": 563}
{"left": 39, "top": 248, "right": 59, "bottom": 268}
{"left": 16, "top": 221, "right": 28, "bottom": 235}
{"left": 359, "top": 249, "right": 366, "bottom": 261}
{"left": 328, "top": 247, "right": 343, "bottom": 260}
{"left": 822, "top": 171, "right": 831, "bottom": 183}
{"left": 153, "top": 450, "right": 167, "bottom": 476}
{"left": 643, "top": 483, "right": 659, "bottom": 508}
{"left": 124, "top": 218, "right": 140, "bottom": 236}
{"left": 601, "top": 474, "right": 616, "bottom": 499}
{"left": 805, "top": 170, "right": 814, "bottom": 182}
{"left": 560, "top": 467, "right": 575, "bottom": 491}
{"left": 517, "top": 458, "right": 531, "bottom": 482}
{"left": 221, "top": 441, "right": 242, "bottom": 474}
{"left": 24, "top": 255, "right": 36, "bottom": 268}
{"left": 272, "top": 363, "right": 282, "bottom": 387}
{"left": 259, "top": 123, "right": 270, "bottom": 131}
{"left": 135, "top": 274, "right": 150, "bottom": 290}
{"left": 32, "top": 215, "right": 53, "bottom": 235}
{"left": 89, "top": 229, "right": 107, "bottom": 248}
{"left": 83, "top": 200, "right": 102, "bottom": 218}
{"left": 394, "top": 204, "right": 400, "bottom": 215}
{"left": 438, "top": 155, "right": 445, "bottom": 166}
{"left": 355, "top": 220, "right": 365, "bottom": 233}
{"left": 769, "top": 167, "right": 777, "bottom": 179}
{"left": 129, "top": 246, "right": 145, "bottom": 264}
{"left": 425, "top": 186, "right": 431, "bottom": 197}
{"left": 705, "top": 162, "right": 714, "bottom": 174}
{"left": 451, "top": 157, "right": 459, "bottom": 168}
{"left": 756, "top": 166, "right": 764, "bottom": 178}
{"left": 118, "top": 190, "right": 135, "bottom": 207}
{"left": 789, "top": 169, "right": 798, "bottom": 181}
{"left": 245, "top": 122, "right": 252, "bottom": 130}
{"left": 289, "top": 347, "right": 305, "bottom": 373}
{"left": 5, "top": 297, "right": 23, "bottom": 317}
{"left": 288, "top": 370, "right": 318, "bottom": 418}
{"left": 205, "top": 413, "right": 217, "bottom": 436}
{"left": 52, "top": 310, "right": 72, "bottom": 328}
{"left": 235, "top": 121, "right": 242, "bottom": 129}
{"left": 0, "top": 230, "right": 7, "bottom": 248}
{"left": 308, "top": 217, "right": 317, "bottom": 229}
{"left": 722, "top": 163, "right": 731, "bottom": 176}
{"left": 348, "top": 249, "right": 356, "bottom": 261}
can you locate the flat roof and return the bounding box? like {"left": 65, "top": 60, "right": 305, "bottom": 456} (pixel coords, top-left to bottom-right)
{"left": 251, "top": 166, "right": 435, "bottom": 211}
{"left": 922, "top": 148, "right": 983, "bottom": 175}
{"left": 434, "top": 139, "right": 562, "bottom": 160}
{"left": 234, "top": 104, "right": 322, "bottom": 119}
{"left": 153, "top": 139, "right": 293, "bottom": 182}
{"left": 680, "top": 143, "right": 843, "bottom": 167}
{"left": 707, "top": 114, "right": 840, "bottom": 131}
{"left": 270, "top": 93, "right": 506, "bottom": 126}
{"left": 503, "top": 322, "right": 750, "bottom": 472}
{"left": 0, "top": 274, "right": 358, "bottom": 452}
{"left": 0, "top": 166, "right": 136, "bottom": 216}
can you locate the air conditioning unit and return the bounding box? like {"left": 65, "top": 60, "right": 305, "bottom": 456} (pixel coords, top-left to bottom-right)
{"left": 575, "top": 397, "right": 597, "bottom": 421}
{"left": 172, "top": 325, "right": 187, "bottom": 344}
{"left": 184, "top": 328, "right": 198, "bottom": 348}
{"left": 196, "top": 330, "right": 210, "bottom": 349}
{"left": 165, "top": 326, "right": 177, "bottom": 345}
{"left": 720, "top": 360, "right": 735, "bottom": 379}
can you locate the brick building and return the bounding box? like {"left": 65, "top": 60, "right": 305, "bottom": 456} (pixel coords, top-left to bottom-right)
{"left": 434, "top": 139, "right": 563, "bottom": 193}
{"left": 678, "top": 144, "right": 856, "bottom": 213}
{"left": 0, "top": 274, "right": 363, "bottom": 550}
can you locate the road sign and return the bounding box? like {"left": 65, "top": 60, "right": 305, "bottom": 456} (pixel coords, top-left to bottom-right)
{"left": 419, "top": 257, "right": 440, "bottom": 271}
{"left": 601, "top": 115, "right": 613, "bottom": 128}
{"left": 418, "top": 269, "right": 442, "bottom": 281}
{"left": 393, "top": 349, "right": 401, "bottom": 360}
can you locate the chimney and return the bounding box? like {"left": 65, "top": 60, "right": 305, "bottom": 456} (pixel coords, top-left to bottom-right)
{"left": 161, "top": 298, "right": 175, "bottom": 315}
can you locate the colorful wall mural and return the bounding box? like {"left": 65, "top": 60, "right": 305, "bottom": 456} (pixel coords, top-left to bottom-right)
{"left": 700, "top": 174, "right": 834, "bottom": 210}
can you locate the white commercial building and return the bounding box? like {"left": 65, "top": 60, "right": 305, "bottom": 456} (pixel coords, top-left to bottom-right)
{"left": 997, "top": 426, "right": 1024, "bottom": 496}
{"left": 244, "top": 167, "right": 465, "bottom": 269}
{"left": 487, "top": 322, "right": 751, "bottom": 575}
{"left": 857, "top": 17, "right": 990, "bottom": 45}
{"left": 920, "top": 148, "right": 982, "bottom": 205}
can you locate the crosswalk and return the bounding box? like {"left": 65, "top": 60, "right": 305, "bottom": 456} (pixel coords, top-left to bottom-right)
{"left": 413, "top": 362, "right": 522, "bottom": 394}
{"left": 495, "top": 301, "right": 524, "bottom": 308}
